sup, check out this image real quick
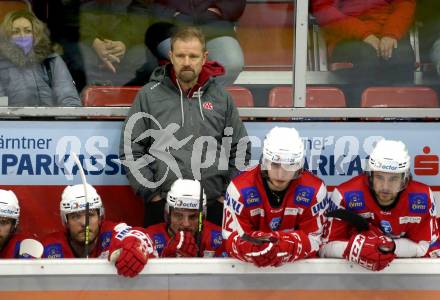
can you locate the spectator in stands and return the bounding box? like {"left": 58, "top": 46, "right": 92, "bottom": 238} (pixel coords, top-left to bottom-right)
{"left": 42, "top": 184, "right": 157, "bottom": 277}
{"left": 133, "top": 0, "right": 245, "bottom": 87}
{"left": 222, "top": 127, "right": 328, "bottom": 268}
{"left": 119, "top": 26, "right": 250, "bottom": 227}
{"left": 320, "top": 139, "right": 438, "bottom": 271}
{"left": 78, "top": 0, "right": 157, "bottom": 87}
{"left": 0, "top": 10, "right": 81, "bottom": 106}
{"left": 0, "top": 189, "right": 43, "bottom": 259}
{"left": 146, "top": 179, "right": 225, "bottom": 257}
{"left": 416, "top": 0, "right": 440, "bottom": 79}
{"left": 311, "top": 0, "right": 416, "bottom": 107}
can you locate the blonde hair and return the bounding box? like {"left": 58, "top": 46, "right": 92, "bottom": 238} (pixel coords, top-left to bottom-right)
{"left": 1, "top": 10, "right": 50, "bottom": 45}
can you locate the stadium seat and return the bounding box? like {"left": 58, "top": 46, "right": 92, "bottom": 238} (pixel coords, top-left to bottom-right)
{"left": 225, "top": 86, "right": 255, "bottom": 120}
{"left": 0, "top": 1, "right": 31, "bottom": 21}
{"left": 268, "top": 86, "right": 346, "bottom": 108}
{"left": 268, "top": 86, "right": 346, "bottom": 121}
{"left": 361, "top": 87, "right": 439, "bottom": 108}
{"left": 82, "top": 86, "right": 141, "bottom": 107}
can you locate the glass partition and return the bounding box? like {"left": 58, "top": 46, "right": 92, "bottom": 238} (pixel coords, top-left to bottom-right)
{"left": 307, "top": 0, "right": 440, "bottom": 111}
{"left": 0, "top": 0, "right": 438, "bottom": 116}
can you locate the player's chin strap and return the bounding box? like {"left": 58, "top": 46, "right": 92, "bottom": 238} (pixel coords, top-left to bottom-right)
{"left": 71, "top": 152, "right": 91, "bottom": 258}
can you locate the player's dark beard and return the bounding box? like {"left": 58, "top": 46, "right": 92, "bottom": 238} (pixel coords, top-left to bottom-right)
{"left": 68, "top": 230, "right": 98, "bottom": 258}
{"left": 178, "top": 68, "right": 196, "bottom": 83}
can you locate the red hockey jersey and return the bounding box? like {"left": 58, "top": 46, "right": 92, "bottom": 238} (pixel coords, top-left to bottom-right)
{"left": 322, "top": 174, "right": 438, "bottom": 258}
{"left": 42, "top": 220, "right": 156, "bottom": 259}
{"left": 0, "top": 233, "right": 36, "bottom": 258}
{"left": 222, "top": 166, "right": 328, "bottom": 257}
{"left": 146, "top": 221, "right": 225, "bottom": 257}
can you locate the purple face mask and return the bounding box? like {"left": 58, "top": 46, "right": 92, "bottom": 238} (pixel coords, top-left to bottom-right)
{"left": 11, "top": 36, "right": 33, "bottom": 55}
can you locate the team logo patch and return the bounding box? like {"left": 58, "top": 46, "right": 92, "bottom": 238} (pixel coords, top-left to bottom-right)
{"left": 202, "top": 101, "right": 214, "bottom": 110}
{"left": 409, "top": 193, "right": 428, "bottom": 214}
{"left": 269, "top": 217, "right": 281, "bottom": 231}
{"left": 153, "top": 233, "right": 166, "bottom": 255}
{"left": 210, "top": 230, "right": 223, "bottom": 249}
{"left": 44, "top": 244, "right": 63, "bottom": 258}
{"left": 294, "top": 185, "right": 314, "bottom": 207}
{"left": 100, "top": 231, "right": 112, "bottom": 250}
{"left": 240, "top": 187, "right": 262, "bottom": 207}
{"left": 345, "top": 191, "right": 365, "bottom": 211}
{"left": 380, "top": 220, "right": 392, "bottom": 234}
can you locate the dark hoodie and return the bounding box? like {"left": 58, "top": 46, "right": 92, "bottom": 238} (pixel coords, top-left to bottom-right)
{"left": 0, "top": 33, "right": 80, "bottom": 106}
{"left": 119, "top": 61, "right": 250, "bottom": 204}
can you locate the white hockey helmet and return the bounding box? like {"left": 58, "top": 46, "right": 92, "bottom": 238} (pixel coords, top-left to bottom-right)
{"left": 368, "top": 139, "right": 411, "bottom": 189}
{"left": 60, "top": 184, "right": 104, "bottom": 225}
{"left": 262, "top": 127, "right": 305, "bottom": 173}
{"left": 165, "top": 179, "right": 207, "bottom": 221}
{"left": 0, "top": 190, "right": 20, "bottom": 229}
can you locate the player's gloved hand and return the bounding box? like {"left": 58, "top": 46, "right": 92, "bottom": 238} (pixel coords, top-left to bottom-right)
{"left": 161, "top": 231, "right": 199, "bottom": 257}
{"left": 343, "top": 229, "right": 395, "bottom": 271}
{"left": 109, "top": 235, "right": 149, "bottom": 277}
{"left": 273, "top": 230, "right": 311, "bottom": 266}
{"left": 227, "top": 231, "right": 281, "bottom": 267}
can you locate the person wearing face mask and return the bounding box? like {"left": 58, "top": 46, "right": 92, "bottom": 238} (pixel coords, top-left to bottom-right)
{"left": 0, "top": 10, "right": 80, "bottom": 106}
{"left": 222, "top": 127, "right": 328, "bottom": 268}
{"left": 319, "top": 139, "right": 439, "bottom": 271}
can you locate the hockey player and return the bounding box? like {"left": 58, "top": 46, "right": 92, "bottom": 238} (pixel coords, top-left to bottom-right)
{"left": 146, "top": 179, "right": 224, "bottom": 257}
{"left": 42, "top": 184, "right": 157, "bottom": 277}
{"left": 0, "top": 189, "right": 43, "bottom": 258}
{"left": 320, "top": 139, "right": 438, "bottom": 271}
{"left": 222, "top": 127, "right": 328, "bottom": 267}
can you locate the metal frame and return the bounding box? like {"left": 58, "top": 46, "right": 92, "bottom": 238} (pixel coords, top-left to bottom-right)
{"left": 1, "top": 107, "right": 440, "bottom": 119}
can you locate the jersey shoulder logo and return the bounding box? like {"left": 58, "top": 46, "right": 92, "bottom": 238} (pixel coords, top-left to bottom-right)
{"left": 240, "top": 186, "right": 262, "bottom": 207}
{"left": 408, "top": 193, "right": 428, "bottom": 214}
{"left": 44, "top": 243, "right": 63, "bottom": 258}
{"left": 344, "top": 191, "right": 365, "bottom": 211}
{"left": 210, "top": 230, "right": 223, "bottom": 249}
{"left": 100, "top": 231, "right": 112, "bottom": 250}
{"left": 294, "top": 185, "right": 315, "bottom": 207}
{"left": 153, "top": 233, "right": 166, "bottom": 256}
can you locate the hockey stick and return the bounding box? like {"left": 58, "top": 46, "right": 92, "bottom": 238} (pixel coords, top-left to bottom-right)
{"left": 326, "top": 209, "right": 370, "bottom": 232}
{"left": 71, "top": 152, "right": 90, "bottom": 258}
{"left": 195, "top": 181, "right": 204, "bottom": 257}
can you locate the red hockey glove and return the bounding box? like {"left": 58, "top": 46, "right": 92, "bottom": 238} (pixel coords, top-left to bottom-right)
{"left": 227, "top": 231, "right": 281, "bottom": 267}
{"left": 343, "top": 229, "right": 395, "bottom": 271}
{"left": 161, "top": 231, "right": 199, "bottom": 257}
{"left": 273, "top": 230, "right": 312, "bottom": 266}
{"left": 110, "top": 235, "right": 149, "bottom": 277}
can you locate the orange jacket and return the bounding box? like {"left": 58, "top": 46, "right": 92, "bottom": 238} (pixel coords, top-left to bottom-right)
{"left": 311, "top": 0, "right": 415, "bottom": 55}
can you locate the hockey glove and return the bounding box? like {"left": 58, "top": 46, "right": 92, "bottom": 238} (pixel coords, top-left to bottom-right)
{"left": 227, "top": 231, "right": 281, "bottom": 267}
{"left": 343, "top": 229, "right": 395, "bottom": 271}
{"left": 110, "top": 235, "right": 149, "bottom": 277}
{"left": 274, "top": 230, "right": 312, "bottom": 266}
{"left": 161, "top": 231, "right": 199, "bottom": 257}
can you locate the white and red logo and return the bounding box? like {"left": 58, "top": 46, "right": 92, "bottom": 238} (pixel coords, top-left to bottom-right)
{"left": 202, "top": 101, "right": 214, "bottom": 110}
